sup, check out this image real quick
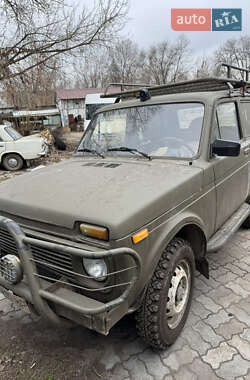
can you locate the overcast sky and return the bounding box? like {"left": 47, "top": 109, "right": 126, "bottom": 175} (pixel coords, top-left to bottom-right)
{"left": 123, "top": 0, "right": 249, "bottom": 55}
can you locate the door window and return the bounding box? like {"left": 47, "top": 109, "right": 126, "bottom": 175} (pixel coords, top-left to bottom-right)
{"left": 216, "top": 103, "right": 240, "bottom": 141}
{"left": 211, "top": 117, "right": 220, "bottom": 142}
{"left": 241, "top": 102, "right": 250, "bottom": 137}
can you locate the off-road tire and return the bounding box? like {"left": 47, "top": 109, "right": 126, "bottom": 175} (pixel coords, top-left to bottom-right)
{"left": 135, "top": 238, "right": 195, "bottom": 349}
{"left": 2, "top": 153, "right": 24, "bottom": 171}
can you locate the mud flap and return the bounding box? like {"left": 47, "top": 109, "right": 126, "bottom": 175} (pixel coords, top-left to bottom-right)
{"left": 196, "top": 258, "right": 209, "bottom": 279}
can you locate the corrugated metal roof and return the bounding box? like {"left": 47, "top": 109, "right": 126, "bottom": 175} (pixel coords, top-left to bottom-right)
{"left": 56, "top": 87, "right": 120, "bottom": 100}
{"left": 56, "top": 88, "right": 105, "bottom": 100}
{"left": 13, "top": 108, "right": 60, "bottom": 117}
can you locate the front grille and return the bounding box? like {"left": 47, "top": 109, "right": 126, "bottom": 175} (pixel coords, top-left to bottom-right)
{"left": 0, "top": 227, "right": 73, "bottom": 277}
{"left": 0, "top": 219, "right": 141, "bottom": 310}
{"left": 0, "top": 228, "right": 17, "bottom": 254}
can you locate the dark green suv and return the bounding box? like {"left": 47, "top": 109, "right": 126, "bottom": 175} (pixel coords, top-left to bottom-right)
{"left": 0, "top": 64, "right": 250, "bottom": 349}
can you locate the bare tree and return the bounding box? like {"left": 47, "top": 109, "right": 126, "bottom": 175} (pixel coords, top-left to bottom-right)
{"left": 73, "top": 47, "right": 110, "bottom": 88}
{"left": 71, "top": 38, "right": 146, "bottom": 87}
{"left": 2, "top": 0, "right": 54, "bottom": 22}
{"left": 214, "top": 36, "right": 250, "bottom": 78}
{"left": 194, "top": 56, "right": 214, "bottom": 79}
{"left": 0, "top": 0, "right": 128, "bottom": 81}
{"left": 145, "top": 36, "right": 191, "bottom": 85}
{"left": 2, "top": 56, "right": 62, "bottom": 107}
{"left": 146, "top": 41, "right": 175, "bottom": 85}
{"left": 107, "top": 39, "right": 143, "bottom": 83}
{"left": 69, "top": 35, "right": 192, "bottom": 90}
{"left": 171, "top": 36, "right": 191, "bottom": 82}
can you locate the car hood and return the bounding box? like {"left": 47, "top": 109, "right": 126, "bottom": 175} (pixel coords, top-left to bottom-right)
{"left": 0, "top": 158, "right": 203, "bottom": 239}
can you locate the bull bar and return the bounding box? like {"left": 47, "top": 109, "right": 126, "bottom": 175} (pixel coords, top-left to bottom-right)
{"left": 0, "top": 216, "right": 142, "bottom": 332}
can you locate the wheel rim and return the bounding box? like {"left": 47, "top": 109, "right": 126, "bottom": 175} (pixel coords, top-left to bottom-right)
{"left": 166, "top": 259, "right": 191, "bottom": 330}
{"left": 8, "top": 158, "right": 18, "bottom": 168}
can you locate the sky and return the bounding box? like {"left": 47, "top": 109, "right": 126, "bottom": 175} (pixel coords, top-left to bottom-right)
{"left": 123, "top": 0, "right": 250, "bottom": 55}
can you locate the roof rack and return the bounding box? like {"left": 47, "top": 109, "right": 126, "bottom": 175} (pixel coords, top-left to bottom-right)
{"left": 101, "top": 63, "right": 250, "bottom": 100}
{"left": 218, "top": 62, "right": 250, "bottom": 81}
{"left": 104, "top": 82, "right": 151, "bottom": 95}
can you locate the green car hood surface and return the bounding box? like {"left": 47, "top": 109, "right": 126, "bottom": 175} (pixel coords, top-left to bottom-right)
{"left": 0, "top": 158, "right": 202, "bottom": 239}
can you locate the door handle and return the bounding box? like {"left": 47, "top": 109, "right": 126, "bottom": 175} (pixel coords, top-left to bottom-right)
{"left": 0, "top": 144, "right": 4, "bottom": 147}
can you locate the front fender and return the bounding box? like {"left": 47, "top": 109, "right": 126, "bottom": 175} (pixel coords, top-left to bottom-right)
{"left": 141, "top": 211, "right": 207, "bottom": 289}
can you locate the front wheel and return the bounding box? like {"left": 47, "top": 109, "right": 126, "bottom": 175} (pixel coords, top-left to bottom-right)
{"left": 135, "top": 238, "right": 195, "bottom": 349}
{"left": 2, "top": 154, "right": 24, "bottom": 171}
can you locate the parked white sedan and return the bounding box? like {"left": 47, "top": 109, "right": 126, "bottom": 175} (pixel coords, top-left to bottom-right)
{"left": 0, "top": 124, "right": 48, "bottom": 171}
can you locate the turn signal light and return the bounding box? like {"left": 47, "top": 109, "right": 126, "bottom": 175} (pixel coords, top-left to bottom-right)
{"left": 80, "top": 223, "right": 109, "bottom": 241}
{"left": 132, "top": 229, "right": 149, "bottom": 244}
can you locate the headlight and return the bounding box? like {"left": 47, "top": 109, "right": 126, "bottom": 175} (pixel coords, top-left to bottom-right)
{"left": 80, "top": 223, "right": 109, "bottom": 241}
{"left": 83, "top": 258, "right": 107, "bottom": 281}
{"left": 0, "top": 255, "right": 23, "bottom": 284}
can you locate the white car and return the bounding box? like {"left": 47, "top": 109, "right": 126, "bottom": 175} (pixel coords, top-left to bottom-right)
{"left": 0, "top": 124, "right": 48, "bottom": 171}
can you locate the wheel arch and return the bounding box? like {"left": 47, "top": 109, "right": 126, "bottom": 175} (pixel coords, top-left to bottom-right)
{"left": 1, "top": 151, "right": 25, "bottom": 163}
{"left": 175, "top": 224, "right": 208, "bottom": 278}
{"left": 143, "top": 213, "right": 209, "bottom": 287}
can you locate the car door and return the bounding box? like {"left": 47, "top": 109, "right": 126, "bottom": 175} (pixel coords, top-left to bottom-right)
{"left": 212, "top": 101, "right": 249, "bottom": 230}
{"left": 239, "top": 100, "right": 250, "bottom": 201}
{"left": 0, "top": 135, "right": 6, "bottom": 157}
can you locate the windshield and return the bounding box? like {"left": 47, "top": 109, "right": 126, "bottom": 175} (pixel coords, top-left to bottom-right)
{"left": 86, "top": 103, "right": 113, "bottom": 121}
{"left": 5, "top": 126, "right": 22, "bottom": 140}
{"left": 78, "top": 103, "right": 204, "bottom": 159}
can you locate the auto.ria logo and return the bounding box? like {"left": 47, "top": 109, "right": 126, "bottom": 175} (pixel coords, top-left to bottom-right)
{"left": 212, "top": 9, "right": 242, "bottom": 31}
{"left": 171, "top": 8, "right": 242, "bottom": 31}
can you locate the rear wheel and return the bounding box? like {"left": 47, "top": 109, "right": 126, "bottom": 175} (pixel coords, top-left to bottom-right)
{"left": 135, "top": 238, "right": 195, "bottom": 349}
{"left": 2, "top": 154, "right": 24, "bottom": 171}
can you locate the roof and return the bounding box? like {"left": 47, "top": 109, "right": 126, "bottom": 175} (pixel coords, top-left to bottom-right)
{"left": 98, "top": 90, "right": 230, "bottom": 114}
{"left": 56, "top": 87, "right": 120, "bottom": 100}
{"left": 13, "top": 108, "right": 60, "bottom": 117}
{"left": 56, "top": 88, "right": 105, "bottom": 100}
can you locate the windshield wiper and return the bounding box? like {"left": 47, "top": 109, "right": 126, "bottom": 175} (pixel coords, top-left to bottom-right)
{"left": 78, "top": 148, "right": 105, "bottom": 159}
{"left": 107, "top": 146, "right": 152, "bottom": 160}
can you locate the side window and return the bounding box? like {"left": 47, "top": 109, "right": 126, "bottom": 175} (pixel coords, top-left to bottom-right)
{"left": 211, "top": 116, "right": 220, "bottom": 142}
{"left": 216, "top": 102, "right": 240, "bottom": 141}
{"left": 241, "top": 102, "right": 250, "bottom": 137}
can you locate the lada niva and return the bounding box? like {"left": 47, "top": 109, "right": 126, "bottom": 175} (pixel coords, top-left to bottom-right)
{"left": 0, "top": 64, "right": 250, "bottom": 349}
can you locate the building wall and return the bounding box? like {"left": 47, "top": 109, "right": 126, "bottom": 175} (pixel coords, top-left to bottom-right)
{"left": 57, "top": 98, "right": 85, "bottom": 128}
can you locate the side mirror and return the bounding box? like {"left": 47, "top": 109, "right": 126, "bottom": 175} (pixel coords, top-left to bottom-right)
{"left": 211, "top": 139, "right": 240, "bottom": 157}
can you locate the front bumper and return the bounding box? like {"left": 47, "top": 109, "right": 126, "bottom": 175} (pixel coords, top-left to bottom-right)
{"left": 39, "top": 147, "right": 49, "bottom": 157}
{"left": 0, "top": 216, "right": 141, "bottom": 334}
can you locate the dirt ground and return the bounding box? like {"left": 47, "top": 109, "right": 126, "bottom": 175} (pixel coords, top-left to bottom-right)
{"left": 0, "top": 299, "right": 136, "bottom": 380}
